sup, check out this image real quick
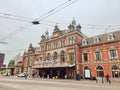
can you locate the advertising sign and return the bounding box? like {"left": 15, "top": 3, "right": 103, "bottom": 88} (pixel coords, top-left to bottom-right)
{"left": 85, "top": 69, "right": 91, "bottom": 78}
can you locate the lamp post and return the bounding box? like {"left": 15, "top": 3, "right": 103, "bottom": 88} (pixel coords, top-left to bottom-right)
{"left": 26, "top": 52, "right": 30, "bottom": 77}
{"left": 74, "top": 38, "right": 77, "bottom": 80}
{"left": 74, "top": 38, "right": 80, "bottom": 80}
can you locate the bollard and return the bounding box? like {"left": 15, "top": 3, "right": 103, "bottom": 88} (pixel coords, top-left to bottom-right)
{"left": 102, "top": 77, "right": 104, "bottom": 84}
{"left": 108, "top": 79, "right": 111, "bottom": 84}
{"left": 96, "top": 79, "right": 97, "bottom": 83}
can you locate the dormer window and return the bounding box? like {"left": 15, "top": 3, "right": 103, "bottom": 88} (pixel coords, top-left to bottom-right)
{"left": 82, "top": 39, "right": 87, "bottom": 46}
{"left": 107, "top": 33, "right": 114, "bottom": 41}
{"left": 94, "top": 37, "right": 100, "bottom": 43}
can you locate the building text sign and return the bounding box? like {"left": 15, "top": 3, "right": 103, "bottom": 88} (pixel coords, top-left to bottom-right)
{"left": 34, "top": 59, "right": 60, "bottom": 65}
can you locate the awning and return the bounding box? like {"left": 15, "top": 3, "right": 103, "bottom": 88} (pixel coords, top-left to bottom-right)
{"left": 32, "top": 63, "right": 75, "bottom": 69}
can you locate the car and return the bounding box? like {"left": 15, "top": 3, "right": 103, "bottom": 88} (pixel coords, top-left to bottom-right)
{"left": 3, "top": 73, "right": 10, "bottom": 76}
{"left": 17, "top": 73, "right": 26, "bottom": 77}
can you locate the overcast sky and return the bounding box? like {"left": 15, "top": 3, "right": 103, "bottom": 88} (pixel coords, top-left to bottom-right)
{"left": 0, "top": 0, "right": 120, "bottom": 65}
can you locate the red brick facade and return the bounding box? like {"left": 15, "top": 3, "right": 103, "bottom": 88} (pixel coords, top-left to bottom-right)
{"left": 80, "top": 41, "right": 120, "bottom": 78}
{"left": 22, "top": 21, "right": 120, "bottom": 79}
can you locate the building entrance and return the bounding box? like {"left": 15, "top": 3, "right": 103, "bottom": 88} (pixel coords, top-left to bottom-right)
{"left": 37, "top": 68, "right": 66, "bottom": 79}
{"left": 96, "top": 66, "right": 104, "bottom": 77}
{"left": 112, "top": 65, "right": 120, "bottom": 78}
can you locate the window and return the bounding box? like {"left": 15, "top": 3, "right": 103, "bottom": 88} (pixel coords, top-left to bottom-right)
{"left": 95, "top": 51, "right": 101, "bottom": 60}
{"left": 61, "top": 40, "right": 66, "bottom": 47}
{"left": 40, "top": 57, "right": 42, "bottom": 60}
{"left": 41, "top": 46, "right": 44, "bottom": 50}
{"left": 83, "top": 53, "right": 88, "bottom": 61}
{"left": 34, "top": 49, "right": 38, "bottom": 54}
{"left": 61, "top": 51, "right": 66, "bottom": 62}
{"left": 108, "top": 33, "right": 114, "bottom": 41}
{"left": 69, "top": 37, "right": 75, "bottom": 45}
{"left": 82, "top": 39, "right": 87, "bottom": 46}
{"left": 94, "top": 37, "right": 100, "bottom": 43}
{"left": 48, "top": 43, "right": 51, "bottom": 50}
{"left": 69, "top": 53, "right": 75, "bottom": 62}
{"left": 69, "top": 37, "right": 71, "bottom": 45}
{"left": 54, "top": 42, "right": 57, "bottom": 49}
{"left": 53, "top": 52, "right": 58, "bottom": 60}
{"left": 109, "top": 49, "right": 117, "bottom": 59}
{"left": 71, "top": 37, "right": 75, "bottom": 44}
{"left": 47, "top": 53, "right": 51, "bottom": 60}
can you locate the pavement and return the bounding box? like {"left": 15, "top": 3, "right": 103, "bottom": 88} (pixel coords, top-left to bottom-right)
{"left": 0, "top": 76, "right": 120, "bottom": 90}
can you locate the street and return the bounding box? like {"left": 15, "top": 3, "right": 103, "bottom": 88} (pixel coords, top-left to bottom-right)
{"left": 0, "top": 76, "right": 120, "bottom": 90}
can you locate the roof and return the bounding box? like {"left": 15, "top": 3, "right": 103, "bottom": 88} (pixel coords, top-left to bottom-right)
{"left": 82, "top": 30, "right": 120, "bottom": 46}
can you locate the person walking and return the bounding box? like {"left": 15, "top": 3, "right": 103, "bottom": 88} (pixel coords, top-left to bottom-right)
{"left": 106, "top": 74, "right": 109, "bottom": 82}
{"left": 101, "top": 75, "right": 104, "bottom": 84}
{"left": 25, "top": 73, "right": 28, "bottom": 79}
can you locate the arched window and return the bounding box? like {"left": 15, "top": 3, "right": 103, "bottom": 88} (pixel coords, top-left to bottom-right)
{"left": 61, "top": 51, "right": 66, "bottom": 62}
{"left": 112, "top": 65, "right": 119, "bottom": 70}
{"left": 111, "top": 65, "right": 119, "bottom": 78}
{"left": 96, "top": 66, "right": 104, "bottom": 77}
{"left": 84, "top": 66, "right": 89, "bottom": 69}
{"left": 53, "top": 52, "right": 58, "bottom": 60}
{"left": 47, "top": 53, "right": 51, "bottom": 60}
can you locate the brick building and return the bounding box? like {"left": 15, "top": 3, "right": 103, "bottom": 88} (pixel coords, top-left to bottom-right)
{"left": 80, "top": 30, "right": 120, "bottom": 78}
{"left": 14, "top": 53, "right": 23, "bottom": 74}
{"left": 0, "top": 53, "right": 5, "bottom": 70}
{"left": 22, "top": 20, "right": 120, "bottom": 79}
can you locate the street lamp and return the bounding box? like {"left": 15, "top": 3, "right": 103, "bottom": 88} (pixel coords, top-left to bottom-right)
{"left": 26, "top": 52, "right": 31, "bottom": 77}
{"left": 31, "top": 21, "right": 40, "bottom": 25}
{"left": 74, "top": 38, "right": 80, "bottom": 80}
{"left": 74, "top": 39, "right": 77, "bottom": 80}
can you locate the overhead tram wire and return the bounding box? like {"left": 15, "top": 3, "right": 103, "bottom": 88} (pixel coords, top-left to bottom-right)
{"left": 37, "top": 0, "right": 79, "bottom": 22}
{"left": 0, "top": 41, "right": 8, "bottom": 44}
{"left": 0, "top": 12, "right": 34, "bottom": 20}
{"left": 41, "top": 20, "right": 120, "bottom": 29}
{"left": 35, "top": 0, "right": 73, "bottom": 20}
{"left": 0, "top": 48, "right": 26, "bottom": 53}
{"left": 31, "top": 0, "right": 78, "bottom": 24}
{"left": 1, "top": 23, "right": 33, "bottom": 40}
{"left": 39, "top": 21, "right": 120, "bottom": 30}
{"left": 0, "top": 0, "right": 73, "bottom": 23}
{"left": 0, "top": 0, "right": 79, "bottom": 40}
{"left": 0, "top": 0, "right": 74, "bottom": 23}
{"left": 0, "top": 15, "right": 31, "bottom": 22}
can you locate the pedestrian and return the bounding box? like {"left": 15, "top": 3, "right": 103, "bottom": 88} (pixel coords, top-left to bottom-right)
{"left": 25, "top": 73, "right": 27, "bottom": 79}
{"left": 106, "top": 74, "right": 109, "bottom": 82}
{"left": 65, "top": 74, "right": 67, "bottom": 79}
{"left": 102, "top": 75, "right": 104, "bottom": 84}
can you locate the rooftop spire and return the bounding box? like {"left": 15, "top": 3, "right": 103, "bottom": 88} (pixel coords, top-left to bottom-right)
{"left": 72, "top": 17, "right": 76, "bottom": 26}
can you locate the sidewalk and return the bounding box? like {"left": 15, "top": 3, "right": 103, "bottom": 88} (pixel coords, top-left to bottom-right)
{"left": 26, "top": 77, "right": 120, "bottom": 86}
{"left": 1, "top": 75, "right": 120, "bottom": 86}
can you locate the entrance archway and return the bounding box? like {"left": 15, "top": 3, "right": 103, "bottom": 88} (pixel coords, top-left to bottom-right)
{"left": 96, "top": 66, "right": 104, "bottom": 77}
{"left": 112, "top": 65, "right": 119, "bottom": 78}
{"left": 84, "top": 66, "right": 91, "bottom": 79}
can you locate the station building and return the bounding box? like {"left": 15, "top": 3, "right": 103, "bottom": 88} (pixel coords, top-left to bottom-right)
{"left": 22, "top": 20, "right": 120, "bottom": 79}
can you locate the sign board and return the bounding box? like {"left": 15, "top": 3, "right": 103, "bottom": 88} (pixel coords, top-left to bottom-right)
{"left": 34, "top": 59, "right": 60, "bottom": 65}
{"left": 84, "top": 69, "right": 91, "bottom": 78}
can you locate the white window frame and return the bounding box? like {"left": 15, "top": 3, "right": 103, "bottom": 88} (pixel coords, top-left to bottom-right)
{"left": 94, "top": 37, "right": 99, "bottom": 43}
{"left": 107, "top": 33, "right": 114, "bottom": 41}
